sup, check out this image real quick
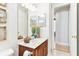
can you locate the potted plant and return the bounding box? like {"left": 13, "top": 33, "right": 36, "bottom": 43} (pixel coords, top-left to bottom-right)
{"left": 36, "top": 26, "right": 40, "bottom": 38}
{"left": 31, "top": 25, "right": 36, "bottom": 38}
{"left": 31, "top": 25, "right": 40, "bottom": 38}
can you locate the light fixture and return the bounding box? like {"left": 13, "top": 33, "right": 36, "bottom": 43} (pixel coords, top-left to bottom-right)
{"left": 21, "top": 3, "right": 38, "bottom": 11}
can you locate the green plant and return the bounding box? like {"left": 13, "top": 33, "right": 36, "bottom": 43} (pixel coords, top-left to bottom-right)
{"left": 31, "top": 25, "right": 40, "bottom": 38}
{"left": 36, "top": 26, "right": 40, "bottom": 34}
{"left": 32, "top": 26, "right": 36, "bottom": 36}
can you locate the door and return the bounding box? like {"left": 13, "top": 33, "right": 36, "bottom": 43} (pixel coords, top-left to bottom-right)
{"left": 50, "top": 3, "right": 77, "bottom": 56}
{"left": 55, "top": 7, "right": 70, "bottom": 53}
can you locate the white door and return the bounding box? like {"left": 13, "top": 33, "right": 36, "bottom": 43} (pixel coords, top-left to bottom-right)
{"left": 69, "top": 4, "right": 77, "bottom": 56}
{"left": 51, "top": 4, "right": 77, "bottom": 56}
{"left": 55, "top": 10, "right": 69, "bottom": 46}
{"left": 56, "top": 10, "right": 69, "bottom": 50}
{"left": 53, "top": 5, "right": 70, "bottom": 56}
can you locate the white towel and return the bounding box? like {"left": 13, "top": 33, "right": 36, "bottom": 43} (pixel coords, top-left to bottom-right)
{"left": 0, "top": 48, "right": 14, "bottom": 56}
{"left": 23, "top": 50, "right": 32, "bottom": 56}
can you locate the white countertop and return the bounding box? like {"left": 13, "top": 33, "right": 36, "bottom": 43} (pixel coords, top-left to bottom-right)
{"left": 18, "top": 38, "right": 47, "bottom": 49}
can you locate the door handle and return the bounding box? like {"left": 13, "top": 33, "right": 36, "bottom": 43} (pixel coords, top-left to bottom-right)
{"left": 72, "top": 35, "right": 77, "bottom": 39}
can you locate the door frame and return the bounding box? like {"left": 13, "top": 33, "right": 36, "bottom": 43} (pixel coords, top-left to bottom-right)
{"left": 49, "top": 3, "right": 77, "bottom": 56}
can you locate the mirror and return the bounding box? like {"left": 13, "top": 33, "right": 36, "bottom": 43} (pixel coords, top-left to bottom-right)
{"left": 30, "top": 14, "right": 46, "bottom": 38}
{"left": 17, "top": 4, "right": 28, "bottom": 39}
{"left": 18, "top": 3, "right": 47, "bottom": 39}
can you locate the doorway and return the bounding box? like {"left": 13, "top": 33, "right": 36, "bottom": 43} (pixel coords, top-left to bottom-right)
{"left": 53, "top": 4, "right": 70, "bottom": 55}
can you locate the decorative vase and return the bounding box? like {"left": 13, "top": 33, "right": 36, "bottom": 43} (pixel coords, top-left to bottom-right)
{"left": 37, "top": 33, "right": 40, "bottom": 38}
{"left": 18, "top": 35, "right": 23, "bottom": 39}
{"left": 24, "top": 36, "right": 31, "bottom": 43}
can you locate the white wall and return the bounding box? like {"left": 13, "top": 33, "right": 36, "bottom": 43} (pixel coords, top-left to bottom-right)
{"left": 69, "top": 4, "right": 77, "bottom": 56}
{"left": 18, "top": 5, "right": 28, "bottom": 36}
{"left": 0, "top": 4, "right": 18, "bottom": 56}
{"left": 48, "top": 3, "right": 53, "bottom": 55}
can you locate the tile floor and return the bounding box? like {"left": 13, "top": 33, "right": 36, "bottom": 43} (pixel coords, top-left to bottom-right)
{"left": 52, "top": 50, "right": 70, "bottom": 56}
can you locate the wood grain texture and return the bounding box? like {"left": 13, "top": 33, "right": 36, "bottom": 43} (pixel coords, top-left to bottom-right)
{"left": 19, "top": 40, "right": 48, "bottom": 56}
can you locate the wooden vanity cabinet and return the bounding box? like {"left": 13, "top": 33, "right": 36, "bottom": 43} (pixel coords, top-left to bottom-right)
{"left": 19, "top": 40, "right": 48, "bottom": 56}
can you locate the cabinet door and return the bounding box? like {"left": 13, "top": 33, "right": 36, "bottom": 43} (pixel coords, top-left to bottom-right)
{"left": 35, "top": 40, "right": 48, "bottom": 56}
{"left": 44, "top": 46, "right": 47, "bottom": 56}
{"left": 19, "top": 45, "right": 26, "bottom": 56}
{"left": 44, "top": 40, "right": 48, "bottom": 56}
{"left": 35, "top": 44, "right": 44, "bottom": 56}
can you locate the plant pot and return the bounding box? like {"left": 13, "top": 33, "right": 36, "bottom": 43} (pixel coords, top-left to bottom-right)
{"left": 37, "top": 34, "right": 40, "bottom": 38}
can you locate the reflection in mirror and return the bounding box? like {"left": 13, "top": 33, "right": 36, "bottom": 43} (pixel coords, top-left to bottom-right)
{"left": 18, "top": 4, "right": 28, "bottom": 39}
{"left": 18, "top": 3, "right": 48, "bottom": 40}
{"left": 0, "top": 3, "right": 7, "bottom": 41}
{"left": 38, "top": 14, "right": 46, "bottom": 27}
{"left": 30, "top": 14, "right": 46, "bottom": 38}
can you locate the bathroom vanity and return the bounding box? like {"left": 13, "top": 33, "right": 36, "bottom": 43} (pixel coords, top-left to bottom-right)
{"left": 18, "top": 38, "right": 48, "bottom": 56}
